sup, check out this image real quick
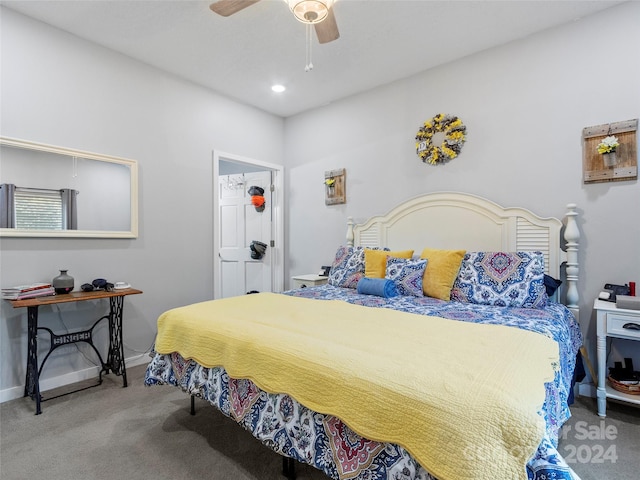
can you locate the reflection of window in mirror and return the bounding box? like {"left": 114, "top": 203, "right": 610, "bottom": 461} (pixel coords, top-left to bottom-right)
{"left": 0, "top": 138, "right": 137, "bottom": 237}
{"left": 14, "top": 187, "right": 74, "bottom": 230}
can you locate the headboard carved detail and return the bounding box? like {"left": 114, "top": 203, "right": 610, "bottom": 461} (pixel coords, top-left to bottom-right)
{"left": 345, "top": 192, "right": 579, "bottom": 318}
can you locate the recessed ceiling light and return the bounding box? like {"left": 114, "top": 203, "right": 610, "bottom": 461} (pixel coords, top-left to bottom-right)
{"left": 271, "top": 84, "right": 286, "bottom": 93}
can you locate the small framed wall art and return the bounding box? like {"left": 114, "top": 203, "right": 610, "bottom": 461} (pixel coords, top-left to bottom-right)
{"left": 582, "top": 119, "right": 637, "bottom": 184}
{"left": 324, "top": 168, "right": 346, "bottom": 205}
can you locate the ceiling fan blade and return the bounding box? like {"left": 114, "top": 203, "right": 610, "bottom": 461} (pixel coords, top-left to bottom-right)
{"left": 315, "top": 7, "right": 339, "bottom": 44}
{"left": 209, "top": 0, "right": 261, "bottom": 17}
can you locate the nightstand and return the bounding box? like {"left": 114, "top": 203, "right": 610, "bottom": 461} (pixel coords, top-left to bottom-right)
{"left": 594, "top": 298, "right": 640, "bottom": 417}
{"left": 291, "top": 274, "right": 328, "bottom": 289}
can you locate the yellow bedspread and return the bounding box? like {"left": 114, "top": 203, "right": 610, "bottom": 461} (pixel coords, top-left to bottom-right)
{"left": 154, "top": 293, "right": 559, "bottom": 480}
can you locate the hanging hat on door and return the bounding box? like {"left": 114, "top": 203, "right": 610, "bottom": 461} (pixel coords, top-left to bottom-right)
{"left": 250, "top": 240, "right": 268, "bottom": 260}
{"left": 248, "top": 185, "right": 266, "bottom": 212}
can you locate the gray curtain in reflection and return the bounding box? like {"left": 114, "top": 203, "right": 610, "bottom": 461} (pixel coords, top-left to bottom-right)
{"left": 61, "top": 189, "right": 78, "bottom": 230}
{"left": 0, "top": 183, "right": 16, "bottom": 228}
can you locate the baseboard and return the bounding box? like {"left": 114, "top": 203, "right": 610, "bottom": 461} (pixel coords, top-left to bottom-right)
{"left": 578, "top": 381, "right": 596, "bottom": 398}
{"left": 0, "top": 353, "right": 151, "bottom": 404}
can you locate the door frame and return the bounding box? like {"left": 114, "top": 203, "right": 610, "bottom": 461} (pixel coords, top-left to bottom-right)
{"left": 213, "top": 150, "right": 284, "bottom": 299}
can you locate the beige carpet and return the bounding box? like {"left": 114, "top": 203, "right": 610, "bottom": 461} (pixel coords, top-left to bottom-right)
{"left": 1, "top": 364, "right": 638, "bottom": 479}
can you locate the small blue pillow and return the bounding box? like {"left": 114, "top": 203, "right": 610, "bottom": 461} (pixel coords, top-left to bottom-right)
{"left": 357, "top": 277, "right": 398, "bottom": 298}
{"left": 385, "top": 257, "right": 427, "bottom": 297}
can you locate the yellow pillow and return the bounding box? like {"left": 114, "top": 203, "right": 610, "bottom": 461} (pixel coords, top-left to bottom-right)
{"left": 364, "top": 249, "right": 414, "bottom": 278}
{"left": 420, "top": 248, "right": 466, "bottom": 300}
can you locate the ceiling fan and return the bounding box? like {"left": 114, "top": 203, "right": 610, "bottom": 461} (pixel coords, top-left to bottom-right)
{"left": 209, "top": 0, "right": 340, "bottom": 44}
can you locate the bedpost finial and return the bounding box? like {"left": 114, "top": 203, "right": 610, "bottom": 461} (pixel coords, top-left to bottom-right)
{"left": 346, "top": 216, "right": 354, "bottom": 247}
{"left": 564, "top": 205, "right": 580, "bottom": 242}
{"left": 563, "top": 204, "right": 579, "bottom": 311}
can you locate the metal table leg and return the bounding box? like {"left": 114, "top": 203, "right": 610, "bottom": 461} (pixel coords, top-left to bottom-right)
{"left": 107, "top": 296, "right": 127, "bottom": 387}
{"left": 24, "top": 306, "right": 42, "bottom": 415}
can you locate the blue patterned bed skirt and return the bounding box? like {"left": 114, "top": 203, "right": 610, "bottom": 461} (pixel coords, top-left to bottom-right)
{"left": 145, "top": 285, "right": 582, "bottom": 480}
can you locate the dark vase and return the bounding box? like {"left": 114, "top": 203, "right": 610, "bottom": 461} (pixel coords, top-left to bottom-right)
{"left": 53, "top": 270, "right": 74, "bottom": 294}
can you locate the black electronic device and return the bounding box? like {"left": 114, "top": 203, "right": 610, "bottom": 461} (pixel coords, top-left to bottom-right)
{"left": 319, "top": 265, "right": 331, "bottom": 276}
{"left": 609, "top": 357, "right": 639, "bottom": 382}
{"left": 599, "top": 283, "right": 631, "bottom": 302}
{"left": 81, "top": 278, "right": 114, "bottom": 292}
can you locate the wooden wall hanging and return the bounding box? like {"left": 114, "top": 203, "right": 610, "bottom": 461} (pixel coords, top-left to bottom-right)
{"left": 583, "top": 119, "right": 637, "bottom": 184}
{"left": 325, "top": 168, "right": 345, "bottom": 205}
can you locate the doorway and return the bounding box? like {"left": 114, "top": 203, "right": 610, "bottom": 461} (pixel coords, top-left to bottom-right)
{"left": 213, "top": 151, "right": 284, "bottom": 299}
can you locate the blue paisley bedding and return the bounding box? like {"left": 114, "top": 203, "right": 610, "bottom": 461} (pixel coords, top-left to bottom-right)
{"left": 145, "top": 284, "right": 582, "bottom": 480}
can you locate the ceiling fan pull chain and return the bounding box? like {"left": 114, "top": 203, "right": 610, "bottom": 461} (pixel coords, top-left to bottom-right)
{"left": 305, "top": 23, "right": 313, "bottom": 72}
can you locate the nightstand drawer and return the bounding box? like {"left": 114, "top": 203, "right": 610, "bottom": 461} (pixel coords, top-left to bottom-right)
{"left": 291, "top": 274, "right": 328, "bottom": 289}
{"left": 607, "top": 313, "right": 640, "bottom": 340}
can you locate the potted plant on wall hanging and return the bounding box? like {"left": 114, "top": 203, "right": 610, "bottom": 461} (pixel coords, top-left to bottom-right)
{"left": 597, "top": 135, "right": 620, "bottom": 167}
{"left": 324, "top": 169, "right": 345, "bottom": 205}
{"left": 325, "top": 177, "right": 336, "bottom": 195}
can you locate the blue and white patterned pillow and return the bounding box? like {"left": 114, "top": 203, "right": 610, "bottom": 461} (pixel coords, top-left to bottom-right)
{"left": 385, "top": 257, "right": 427, "bottom": 297}
{"left": 328, "top": 246, "right": 388, "bottom": 289}
{"left": 450, "top": 251, "right": 548, "bottom": 308}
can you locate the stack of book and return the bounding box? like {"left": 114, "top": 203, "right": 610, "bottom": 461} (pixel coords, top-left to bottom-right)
{"left": 1, "top": 283, "right": 56, "bottom": 300}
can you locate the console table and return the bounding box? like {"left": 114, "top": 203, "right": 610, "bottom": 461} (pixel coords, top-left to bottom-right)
{"left": 10, "top": 288, "right": 142, "bottom": 414}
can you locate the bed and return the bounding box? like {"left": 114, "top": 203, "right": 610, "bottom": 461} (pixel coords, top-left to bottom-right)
{"left": 145, "top": 192, "right": 582, "bottom": 480}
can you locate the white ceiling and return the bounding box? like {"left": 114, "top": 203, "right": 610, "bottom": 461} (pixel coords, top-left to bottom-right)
{"left": 1, "top": 0, "right": 625, "bottom": 117}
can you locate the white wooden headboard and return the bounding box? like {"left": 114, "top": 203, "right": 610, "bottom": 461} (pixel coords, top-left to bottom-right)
{"left": 346, "top": 192, "right": 580, "bottom": 319}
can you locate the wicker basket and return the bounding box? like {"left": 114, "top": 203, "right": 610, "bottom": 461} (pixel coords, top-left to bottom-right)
{"left": 608, "top": 376, "right": 640, "bottom": 395}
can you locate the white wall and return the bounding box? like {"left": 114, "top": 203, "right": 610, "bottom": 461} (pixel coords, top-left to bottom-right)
{"left": 0, "top": 8, "right": 283, "bottom": 398}
{"left": 284, "top": 2, "right": 640, "bottom": 373}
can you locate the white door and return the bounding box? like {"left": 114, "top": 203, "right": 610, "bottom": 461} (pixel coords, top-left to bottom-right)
{"left": 218, "top": 171, "right": 273, "bottom": 297}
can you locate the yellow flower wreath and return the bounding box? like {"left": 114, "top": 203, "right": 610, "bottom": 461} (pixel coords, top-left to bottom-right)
{"left": 415, "top": 114, "right": 467, "bottom": 165}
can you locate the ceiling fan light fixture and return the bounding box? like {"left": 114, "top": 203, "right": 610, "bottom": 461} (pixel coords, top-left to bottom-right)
{"left": 287, "top": 0, "right": 333, "bottom": 24}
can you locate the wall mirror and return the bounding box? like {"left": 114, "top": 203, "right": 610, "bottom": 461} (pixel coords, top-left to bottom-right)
{"left": 0, "top": 137, "right": 138, "bottom": 238}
